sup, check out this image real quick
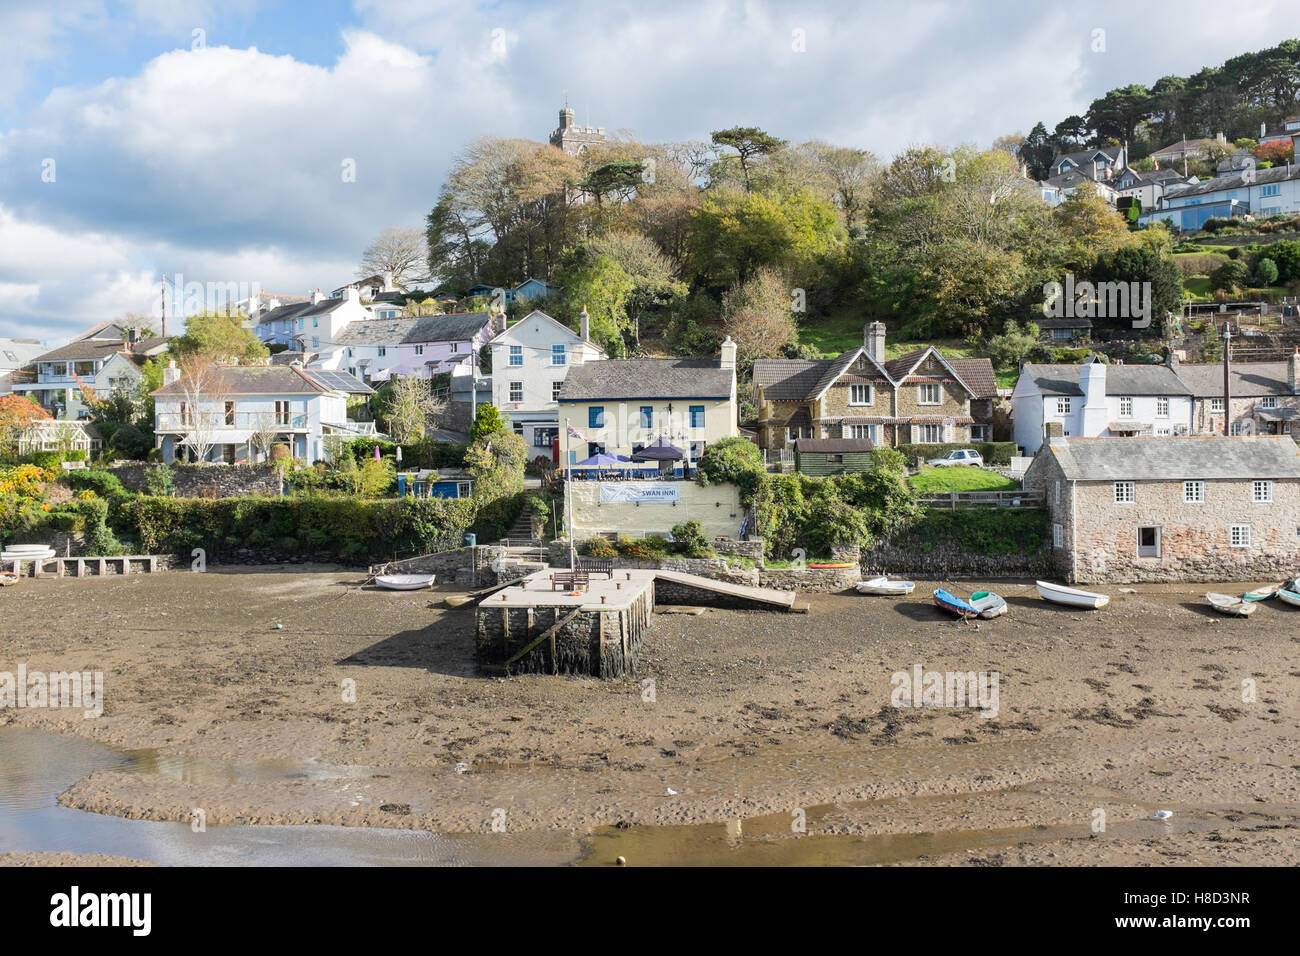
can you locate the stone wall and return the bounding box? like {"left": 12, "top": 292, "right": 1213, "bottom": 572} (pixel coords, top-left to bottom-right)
{"left": 862, "top": 540, "right": 1051, "bottom": 579}
{"left": 568, "top": 479, "right": 746, "bottom": 540}
{"left": 758, "top": 565, "right": 861, "bottom": 592}
{"left": 548, "top": 539, "right": 763, "bottom": 583}
{"left": 109, "top": 462, "right": 283, "bottom": 497}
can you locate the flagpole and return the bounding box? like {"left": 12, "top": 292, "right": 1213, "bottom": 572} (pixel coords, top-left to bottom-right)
{"left": 565, "top": 416, "right": 575, "bottom": 574}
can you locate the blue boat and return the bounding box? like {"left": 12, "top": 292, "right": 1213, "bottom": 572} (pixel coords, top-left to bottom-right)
{"left": 933, "top": 588, "right": 978, "bottom": 619}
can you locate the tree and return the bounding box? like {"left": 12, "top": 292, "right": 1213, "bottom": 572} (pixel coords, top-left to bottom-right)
{"left": 358, "top": 227, "right": 429, "bottom": 289}
{"left": 170, "top": 311, "right": 269, "bottom": 365}
{"left": 803, "top": 141, "right": 879, "bottom": 229}
{"left": 0, "top": 394, "right": 52, "bottom": 456}
{"left": 249, "top": 410, "right": 280, "bottom": 463}
{"left": 1054, "top": 185, "right": 1133, "bottom": 269}
{"left": 383, "top": 375, "right": 445, "bottom": 443}
{"left": 710, "top": 127, "right": 787, "bottom": 192}
{"left": 1051, "top": 115, "right": 1089, "bottom": 152}
{"left": 984, "top": 319, "right": 1042, "bottom": 371}
{"left": 1086, "top": 84, "right": 1153, "bottom": 147}
{"left": 174, "top": 358, "right": 225, "bottom": 463}
{"left": 468, "top": 403, "right": 506, "bottom": 444}
{"left": 1255, "top": 257, "right": 1279, "bottom": 286}
{"left": 719, "top": 267, "right": 799, "bottom": 368}
{"left": 1018, "top": 122, "right": 1055, "bottom": 180}
{"left": 1093, "top": 245, "right": 1184, "bottom": 326}
{"left": 1210, "top": 259, "right": 1251, "bottom": 292}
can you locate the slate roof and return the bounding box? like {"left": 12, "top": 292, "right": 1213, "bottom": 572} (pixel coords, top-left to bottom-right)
{"left": 333, "top": 313, "right": 493, "bottom": 347}
{"left": 1047, "top": 436, "right": 1300, "bottom": 481}
{"left": 752, "top": 359, "right": 829, "bottom": 400}
{"left": 1164, "top": 163, "right": 1300, "bottom": 201}
{"left": 1037, "top": 318, "right": 1093, "bottom": 329}
{"left": 1021, "top": 362, "right": 1190, "bottom": 397}
{"left": 795, "top": 438, "right": 874, "bottom": 454}
{"left": 1174, "top": 361, "right": 1297, "bottom": 398}
{"left": 36, "top": 331, "right": 168, "bottom": 363}
{"left": 557, "top": 358, "right": 732, "bottom": 401}
{"left": 755, "top": 348, "right": 997, "bottom": 400}
{"left": 153, "top": 365, "right": 372, "bottom": 397}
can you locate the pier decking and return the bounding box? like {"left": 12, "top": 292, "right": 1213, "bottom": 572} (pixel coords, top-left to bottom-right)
{"left": 5, "top": 555, "right": 161, "bottom": 577}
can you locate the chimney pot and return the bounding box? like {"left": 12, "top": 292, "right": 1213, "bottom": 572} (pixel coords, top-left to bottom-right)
{"left": 579, "top": 305, "right": 590, "bottom": 343}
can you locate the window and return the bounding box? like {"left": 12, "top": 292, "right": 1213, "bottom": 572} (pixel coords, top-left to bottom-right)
{"left": 1230, "top": 524, "right": 1251, "bottom": 548}
{"left": 849, "top": 424, "right": 878, "bottom": 441}
{"left": 1252, "top": 480, "right": 1273, "bottom": 503}
{"left": 1184, "top": 480, "right": 1204, "bottom": 503}
{"left": 689, "top": 405, "right": 705, "bottom": 429}
{"left": 787, "top": 426, "right": 812, "bottom": 442}
{"left": 311, "top": 336, "right": 319, "bottom": 349}
{"left": 414, "top": 344, "right": 423, "bottom": 355}
{"left": 640, "top": 406, "right": 653, "bottom": 429}
{"left": 1137, "top": 526, "right": 1161, "bottom": 558}
{"left": 1054, "top": 480, "right": 1060, "bottom": 505}
{"left": 689, "top": 441, "right": 706, "bottom": 460}
{"left": 1261, "top": 396, "right": 1278, "bottom": 409}
{"left": 509, "top": 345, "right": 523, "bottom": 366}
{"left": 275, "top": 401, "right": 290, "bottom": 425}
{"left": 1114, "top": 481, "right": 1135, "bottom": 503}
{"left": 224, "top": 401, "right": 235, "bottom": 426}
{"left": 509, "top": 381, "right": 523, "bottom": 403}
{"left": 917, "top": 423, "right": 942, "bottom": 443}
{"left": 827, "top": 454, "right": 843, "bottom": 464}
{"left": 1052, "top": 523, "right": 1063, "bottom": 548}
{"left": 1119, "top": 396, "right": 1133, "bottom": 417}
{"left": 378, "top": 346, "right": 387, "bottom": 357}
{"left": 918, "top": 383, "right": 941, "bottom": 405}
{"left": 1056, "top": 397, "right": 1071, "bottom": 415}
{"left": 534, "top": 427, "right": 557, "bottom": 448}
{"left": 297, "top": 318, "right": 304, "bottom": 330}
{"left": 1211, "top": 398, "right": 1224, "bottom": 412}
{"left": 1261, "top": 183, "right": 1281, "bottom": 197}
{"left": 1156, "top": 397, "right": 1169, "bottom": 417}
{"left": 589, "top": 406, "right": 604, "bottom": 429}
{"left": 450, "top": 342, "right": 459, "bottom": 353}
{"left": 850, "top": 384, "right": 872, "bottom": 405}
{"left": 552, "top": 344, "right": 566, "bottom": 366}
{"left": 1231, "top": 421, "right": 1243, "bottom": 436}
{"left": 312, "top": 317, "right": 318, "bottom": 327}
{"left": 347, "top": 348, "right": 354, "bottom": 358}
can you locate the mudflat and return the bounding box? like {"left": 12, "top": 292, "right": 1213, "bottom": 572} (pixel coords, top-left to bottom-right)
{"left": 1, "top": 567, "right": 1297, "bottom": 865}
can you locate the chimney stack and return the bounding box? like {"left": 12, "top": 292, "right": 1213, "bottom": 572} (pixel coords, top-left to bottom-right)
{"left": 865, "top": 321, "right": 886, "bottom": 363}
{"left": 719, "top": 335, "right": 737, "bottom": 371}
{"left": 1290, "top": 347, "right": 1300, "bottom": 395}
{"left": 311, "top": 287, "right": 324, "bottom": 305}
{"left": 163, "top": 359, "right": 181, "bottom": 386}
{"left": 345, "top": 285, "right": 360, "bottom": 304}
{"left": 382, "top": 269, "right": 394, "bottom": 292}
{"left": 579, "top": 305, "right": 590, "bottom": 342}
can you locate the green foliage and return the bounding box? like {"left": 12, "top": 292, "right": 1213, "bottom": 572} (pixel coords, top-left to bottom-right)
{"left": 468, "top": 404, "right": 506, "bottom": 444}
{"left": 894, "top": 442, "right": 1017, "bottom": 466}
{"left": 581, "top": 536, "right": 618, "bottom": 558}
{"left": 144, "top": 463, "right": 174, "bottom": 497}
{"left": 127, "top": 495, "right": 478, "bottom": 560}
{"left": 695, "top": 436, "right": 766, "bottom": 505}
{"left": 904, "top": 508, "right": 1048, "bottom": 557}
{"left": 907, "top": 468, "right": 1021, "bottom": 493}
{"left": 169, "top": 311, "right": 269, "bottom": 363}
{"left": 1254, "top": 256, "right": 1279, "bottom": 285}
{"left": 670, "top": 520, "right": 712, "bottom": 558}
{"left": 983, "top": 319, "right": 1041, "bottom": 371}
{"left": 1210, "top": 259, "right": 1251, "bottom": 292}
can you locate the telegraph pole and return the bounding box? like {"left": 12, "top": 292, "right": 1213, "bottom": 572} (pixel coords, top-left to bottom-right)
{"left": 1222, "top": 323, "right": 1232, "bottom": 436}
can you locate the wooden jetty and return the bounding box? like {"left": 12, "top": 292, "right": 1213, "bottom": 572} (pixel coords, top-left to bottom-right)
{"left": 5, "top": 555, "right": 161, "bottom": 577}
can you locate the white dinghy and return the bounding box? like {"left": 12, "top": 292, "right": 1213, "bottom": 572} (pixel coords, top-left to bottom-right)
{"left": 1207, "top": 592, "right": 1256, "bottom": 617}
{"left": 374, "top": 573, "right": 437, "bottom": 591}
{"left": 855, "top": 576, "right": 915, "bottom": 596}
{"left": 1035, "top": 580, "right": 1109, "bottom": 609}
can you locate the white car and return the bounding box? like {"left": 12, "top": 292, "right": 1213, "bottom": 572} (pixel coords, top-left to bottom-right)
{"left": 926, "top": 449, "right": 984, "bottom": 467}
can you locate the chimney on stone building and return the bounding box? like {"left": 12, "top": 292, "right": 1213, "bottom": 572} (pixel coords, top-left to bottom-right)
{"left": 579, "top": 305, "right": 590, "bottom": 343}
{"left": 865, "top": 321, "right": 886, "bottom": 363}
{"left": 1290, "top": 347, "right": 1300, "bottom": 395}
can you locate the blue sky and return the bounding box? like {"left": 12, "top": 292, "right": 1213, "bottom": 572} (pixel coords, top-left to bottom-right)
{"left": 3, "top": 0, "right": 1300, "bottom": 342}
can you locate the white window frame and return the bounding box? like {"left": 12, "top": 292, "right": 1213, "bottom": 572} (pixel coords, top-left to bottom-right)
{"left": 1054, "top": 480, "right": 1060, "bottom": 505}
{"left": 1252, "top": 480, "right": 1273, "bottom": 503}
{"left": 1113, "top": 481, "right": 1135, "bottom": 504}
{"left": 1231, "top": 421, "right": 1243, "bottom": 436}
{"left": 508, "top": 345, "right": 523, "bottom": 366}
{"left": 1261, "top": 396, "right": 1278, "bottom": 409}
{"left": 1210, "top": 398, "right": 1224, "bottom": 413}
{"left": 1156, "top": 396, "right": 1169, "bottom": 417}
{"left": 1119, "top": 396, "right": 1134, "bottom": 417}
{"left": 1230, "top": 524, "right": 1251, "bottom": 548}
{"left": 508, "top": 381, "right": 523, "bottom": 403}
{"left": 1183, "top": 480, "right": 1204, "bottom": 503}
{"left": 552, "top": 381, "right": 564, "bottom": 402}
{"left": 916, "top": 423, "right": 942, "bottom": 443}
{"left": 849, "top": 384, "right": 872, "bottom": 406}
{"left": 1055, "top": 397, "right": 1071, "bottom": 416}
{"left": 551, "top": 344, "right": 566, "bottom": 366}
{"left": 1052, "top": 523, "right": 1063, "bottom": 548}
{"left": 918, "top": 383, "right": 941, "bottom": 406}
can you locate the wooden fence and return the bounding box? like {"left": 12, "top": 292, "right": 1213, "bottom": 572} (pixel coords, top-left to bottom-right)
{"left": 919, "top": 490, "right": 1044, "bottom": 510}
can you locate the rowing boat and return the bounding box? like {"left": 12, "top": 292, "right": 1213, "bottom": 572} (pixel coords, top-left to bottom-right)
{"left": 1035, "top": 580, "right": 1109, "bottom": 609}
{"left": 933, "top": 588, "right": 978, "bottom": 619}
{"left": 855, "top": 576, "right": 915, "bottom": 596}
{"left": 1243, "top": 583, "right": 1283, "bottom": 601}
{"left": 1277, "top": 588, "right": 1300, "bottom": 608}
{"left": 374, "top": 573, "right": 436, "bottom": 591}
{"left": 1207, "top": 592, "right": 1256, "bottom": 617}
{"left": 968, "top": 590, "right": 1007, "bottom": 619}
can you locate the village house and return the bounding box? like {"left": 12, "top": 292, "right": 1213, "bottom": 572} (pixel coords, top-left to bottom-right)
{"left": 314, "top": 311, "right": 496, "bottom": 384}
{"left": 10, "top": 323, "right": 167, "bottom": 419}
{"left": 1174, "top": 352, "right": 1300, "bottom": 438}
{"left": 1024, "top": 435, "right": 1300, "bottom": 583}
{"left": 1140, "top": 163, "right": 1300, "bottom": 230}
{"left": 249, "top": 287, "right": 372, "bottom": 350}
{"left": 557, "top": 338, "right": 738, "bottom": 471}
{"left": 0, "top": 338, "right": 45, "bottom": 394}
{"left": 1011, "top": 357, "right": 1192, "bottom": 454}
{"left": 153, "top": 364, "right": 374, "bottom": 464}
{"left": 1049, "top": 146, "right": 1127, "bottom": 182}
{"left": 488, "top": 308, "right": 606, "bottom": 461}
{"left": 753, "top": 322, "right": 997, "bottom": 453}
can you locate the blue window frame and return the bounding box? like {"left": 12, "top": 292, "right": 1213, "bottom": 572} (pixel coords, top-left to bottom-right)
{"left": 589, "top": 406, "right": 604, "bottom": 429}
{"left": 552, "top": 344, "right": 566, "bottom": 366}
{"left": 1261, "top": 183, "right": 1281, "bottom": 197}
{"left": 689, "top": 405, "right": 705, "bottom": 428}
{"left": 509, "top": 345, "right": 523, "bottom": 366}
{"left": 639, "top": 405, "right": 653, "bottom": 428}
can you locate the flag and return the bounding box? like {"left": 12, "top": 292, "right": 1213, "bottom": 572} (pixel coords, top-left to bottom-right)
{"left": 566, "top": 425, "right": 587, "bottom": 442}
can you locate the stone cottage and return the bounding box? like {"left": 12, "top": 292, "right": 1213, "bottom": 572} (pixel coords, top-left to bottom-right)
{"left": 1174, "top": 351, "right": 1300, "bottom": 438}
{"left": 753, "top": 322, "right": 996, "bottom": 452}
{"left": 1024, "top": 435, "right": 1300, "bottom": 583}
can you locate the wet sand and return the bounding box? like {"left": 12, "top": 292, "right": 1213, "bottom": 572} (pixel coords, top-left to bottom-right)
{"left": 1, "top": 568, "right": 1298, "bottom": 865}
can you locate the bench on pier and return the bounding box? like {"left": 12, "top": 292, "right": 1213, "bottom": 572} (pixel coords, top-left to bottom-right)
{"left": 574, "top": 557, "right": 614, "bottom": 579}
{"left": 550, "top": 570, "right": 591, "bottom": 591}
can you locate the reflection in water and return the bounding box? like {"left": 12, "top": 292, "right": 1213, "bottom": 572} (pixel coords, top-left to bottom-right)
{"left": 0, "top": 727, "right": 577, "bottom": 866}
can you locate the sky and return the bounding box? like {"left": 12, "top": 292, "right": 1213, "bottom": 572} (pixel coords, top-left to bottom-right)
{"left": 2, "top": 0, "right": 1299, "bottom": 343}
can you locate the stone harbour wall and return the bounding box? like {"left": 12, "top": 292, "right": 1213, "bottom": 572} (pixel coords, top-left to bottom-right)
{"left": 109, "top": 462, "right": 283, "bottom": 498}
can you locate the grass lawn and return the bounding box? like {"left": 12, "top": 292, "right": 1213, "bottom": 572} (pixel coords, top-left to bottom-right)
{"left": 907, "top": 467, "right": 1022, "bottom": 494}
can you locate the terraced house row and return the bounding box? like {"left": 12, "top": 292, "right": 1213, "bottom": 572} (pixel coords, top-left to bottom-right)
{"left": 752, "top": 322, "right": 998, "bottom": 451}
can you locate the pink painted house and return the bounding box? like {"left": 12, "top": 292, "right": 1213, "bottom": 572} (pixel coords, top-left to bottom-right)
{"left": 315, "top": 312, "right": 497, "bottom": 383}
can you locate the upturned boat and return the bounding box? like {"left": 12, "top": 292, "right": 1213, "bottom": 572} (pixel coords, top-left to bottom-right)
{"left": 1035, "top": 580, "right": 1109, "bottom": 609}
{"left": 934, "top": 588, "right": 978, "bottom": 618}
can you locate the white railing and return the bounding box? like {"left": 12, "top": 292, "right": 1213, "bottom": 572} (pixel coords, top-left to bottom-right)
{"left": 156, "top": 412, "right": 308, "bottom": 431}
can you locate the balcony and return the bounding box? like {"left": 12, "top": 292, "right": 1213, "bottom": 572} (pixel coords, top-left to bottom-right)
{"left": 156, "top": 412, "right": 309, "bottom": 432}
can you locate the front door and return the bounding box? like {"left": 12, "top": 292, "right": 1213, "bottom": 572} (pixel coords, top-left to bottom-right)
{"left": 1137, "top": 526, "right": 1161, "bottom": 558}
